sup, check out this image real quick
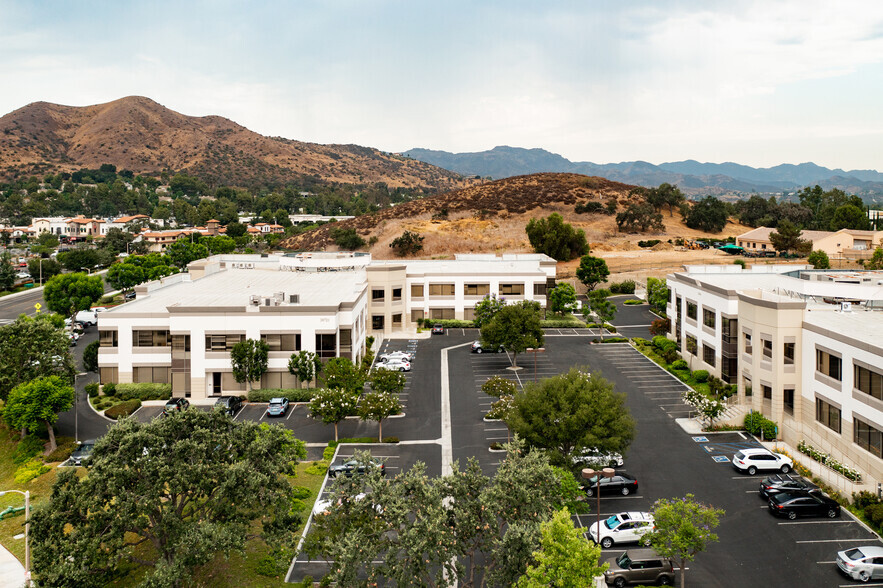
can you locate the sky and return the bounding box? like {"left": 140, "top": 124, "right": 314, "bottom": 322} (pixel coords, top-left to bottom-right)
{"left": 2, "top": 0, "right": 883, "bottom": 171}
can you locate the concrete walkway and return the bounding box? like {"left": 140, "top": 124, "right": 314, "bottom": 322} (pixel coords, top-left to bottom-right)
{"left": 0, "top": 539, "right": 25, "bottom": 588}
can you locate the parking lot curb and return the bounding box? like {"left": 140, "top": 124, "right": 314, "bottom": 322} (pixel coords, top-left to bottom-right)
{"left": 85, "top": 397, "right": 117, "bottom": 423}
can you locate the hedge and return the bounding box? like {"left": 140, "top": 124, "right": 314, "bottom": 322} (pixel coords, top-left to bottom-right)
{"left": 247, "top": 388, "right": 314, "bottom": 403}
{"left": 420, "top": 319, "right": 474, "bottom": 328}
{"left": 114, "top": 383, "right": 172, "bottom": 401}
{"left": 105, "top": 399, "right": 142, "bottom": 420}
{"left": 692, "top": 370, "right": 709, "bottom": 383}
{"left": 599, "top": 337, "right": 629, "bottom": 343}
{"left": 540, "top": 316, "right": 587, "bottom": 328}
{"left": 744, "top": 411, "right": 777, "bottom": 440}
{"left": 623, "top": 299, "right": 644, "bottom": 305}
{"left": 608, "top": 280, "right": 636, "bottom": 294}
{"left": 85, "top": 382, "right": 100, "bottom": 398}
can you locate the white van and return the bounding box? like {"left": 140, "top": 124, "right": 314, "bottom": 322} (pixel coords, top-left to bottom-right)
{"left": 75, "top": 310, "right": 99, "bottom": 326}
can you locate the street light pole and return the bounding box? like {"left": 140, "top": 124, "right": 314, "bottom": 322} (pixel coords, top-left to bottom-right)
{"left": 525, "top": 347, "right": 546, "bottom": 382}
{"left": 0, "top": 489, "right": 30, "bottom": 584}
{"left": 582, "top": 467, "right": 616, "bottom": 544}
{"left": 74, "top": 372, "right": 86, "bottom": 443}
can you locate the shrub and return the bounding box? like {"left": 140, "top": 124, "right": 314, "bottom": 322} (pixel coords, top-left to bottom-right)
{"left": 623, "top": 299, "right": 643, "bottom": 305}
{"left": 255, "top": 555, "right": 283, "bottom": 577}
{"left": 13, "top": 435, "right": 45, "bottom": 465}
{"left": 660, "top": 349, "right": 679, "bottom": 364}
{"left": 322, "top": 445, "right": 336, "bottom": 461}
{"left": 744, "top": 412, "right": 778, "bottom": 441}
{"left": 291, "top": 486, "right": 311, "bottom": 500}
{"left": 482, "top": 376, "right": 517, "bottom": 398}
{"left": 692, "top": 370, "right": 709, "bottom": 383}
{"left": 540, "top": 317, "right": 587, "bottom": 328}
{"left": 574, "top": 201, "right": 606, "bottom": 214}
{"left": 599, "top": 337, "right": 629, "bottom": 343}
{"left": 605, "top": 324, "right": 617, "bottom": 333}
{"left": 382, "top": 437, "right": 399, "bottom": 443}
{"left": 14, "top": 458, "right": 50, "bottom": 484}
{"left": 114, "top": 383, "right": 172, "bottom": 401}
{"left": 633, "top": 338, "right": 651, "bottom": 346}
{"left": 797, "top": 439, "right": 862, "bottom": 482}
{"left": 671, "top": 359, "right": 688, "bottom": 371}
{"left": 733, "top": 259, "right": 746, "bottom": 269}
{"left": 44, "top": 437, "right": 77, "bottom": 463}
{"left": 649, "top": 318, "right": 671, "bottom": 337}
{"left": 304, "top": 462, "right": 328, "bottom": 476}
{"left": 85, "top": 382, "right": 99, "bottom": 398}
{"left": 102, "top": 382, "right": 116, "bottom": 396}
{"left": 247, "top": 389, "right": 314, "bottom": 403}
{"left": 865, "top": 504, "right": 883, "bottom": 528}
{"left": 608, "top": 280, "right": 636, "bottom": 294}
{"left": 652, "top": 336, "right": 677, "bottom": 353}
{"left": 301, "top": 575, "right": 314, "bottom": 588}
{"left": 422, "top": 319, "right": 474, "bottom": 329}
{"left": 105, "top": 399, "right": 142, "bottom": 419}
{"left": 637, "top": 239, "right": 661, "bottom": 248}
{"left": 854, "top": 490, "right": 882, "bottom": 509}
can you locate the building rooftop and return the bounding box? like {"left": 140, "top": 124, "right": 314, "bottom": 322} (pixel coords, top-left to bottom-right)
{"left": 804, "top": 308, "right": 883, "bottom": 350}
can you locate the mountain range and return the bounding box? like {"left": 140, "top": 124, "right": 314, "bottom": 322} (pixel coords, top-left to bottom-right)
{"left": 0, "top": 97, "right": 470, "bottom": 191}
{"left": 402, "top": 146, "right": 883, "bottom": 197}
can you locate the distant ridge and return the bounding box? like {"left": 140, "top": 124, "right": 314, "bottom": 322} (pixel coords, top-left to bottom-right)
{"left": 403, "top": 146, "right": 883, "bottom": 197}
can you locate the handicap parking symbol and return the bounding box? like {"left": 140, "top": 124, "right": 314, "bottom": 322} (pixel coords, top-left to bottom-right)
{"left": 692, "top": 436, "right": 709, "bottom": 443}
{"left": 712, "top": 455, "right": 731, "bottom": 463}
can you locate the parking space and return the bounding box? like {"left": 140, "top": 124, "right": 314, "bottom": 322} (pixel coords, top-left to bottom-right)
{"left": 373, "top": 339, "right": 417, "bottom": 412}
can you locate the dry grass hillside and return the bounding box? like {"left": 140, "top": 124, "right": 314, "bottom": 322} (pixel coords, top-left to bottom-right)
{"left": 281, "top": 173, "right": 756, "bottom": 277}
{"left": 0, "top": 96, "right": 471, "bottom": 191}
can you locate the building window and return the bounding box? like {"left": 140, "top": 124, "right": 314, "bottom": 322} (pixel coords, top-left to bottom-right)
{"left": 411, "top": 284, "right": 424, "bottom": 298}
{"left": 703, "top": 308, "right": 716, "bottom": 329}
{"left": 392, "top": 313, "right": 402, "bottom": 326}
{"left": 411, "top": 309, "right": 424, "bottom": 322}
{"left": 315, "top": 333, "right": 336, "bottom": 358}
{"left": 392, "top": 288, "right": 402, "bottom": 301}
{"left": 134, "top": 367, "right": 170, "bottom": 384}
{"left": 816, "top": 398, "right": 841, "bottom": 434}
{"left": 855, "top": 364, "right": 883, "bottom": 401}
{"left": 261, "top": 333, "right": 300, "bottom": 352}
{"left": 430, "top": 308, "right": 455, "bottom": 320}
{"left": 533, "top": 283, "right": 547, "bottom": 296}
{"left": 703, "top": 344, "right": 716, "bottom": 367}
{"left": 686, "top": 334, "right": 697, "bottom": 355}
{"left": 134, "top": 330, "right": 171, "bottom": 347}
{"left": 783, "top": 343, "right": 795, "bottom": 365}
{"left": 854, "top": 417, "right": 883, "bottom": 460}
{"left": 371, "top": 315, "right": 385, "bottom": 330}
{"left": 99, "top": 330, "right": 118, "bottom": 348}
{"left": 762, "top": 339, "right": 773, "bottom": 360}
{"left": 99, "top": 366, "right": 119, "bottom": 385}
{"left": 744, "top": 333, "right": 752, "bottom": 355}
{"left": 816, "top": 349, "right": 842, "bottom": 381}
{"left": 784, "top": 388, "right": 794, "bottom": 415}
{"left": 428, "top": 283, "right": 455, "bottom": 297}
{"left": 744, "top": 376, "right": 752, "bottom": 397}
{"left": 372, "top": 289, "right": 385, "bottom": 302}
{"left": 762, "top": 385, "right": 772, "bottom": 400}
{"left": 499, "top": 283, "right": 525, "bottom": 296}
{"left": 339, "top": 329, "right": 352, "bottom": 355}
{"left": 686, "top": 302, "right": 697, "bottom": 320}
{"left": 205, "top": 334, "right": 244, "bottom": 351}
{"left": 463, "top": 307, "right": 475, "bottom": 320}
{"left": 464, "top": 284, "right": 490, "bottom": 296}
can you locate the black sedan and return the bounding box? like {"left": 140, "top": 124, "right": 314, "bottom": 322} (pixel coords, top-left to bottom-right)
{"left": 768, "top": 490, "right": 841, "bottom": 520}
{"left": 759, "top": 474, "right": 811, "bottom": 499}
{"left": 585, "top": 473, "right": 639, "bottom": 497}
{"left": 163, "top": 398, "right": 190, "bottom": 415}
{"left": 328, "top": 458, "right": 386, "bottom": 478}
{"left": 214, "top": 396, "right": 243, "bottom": 416}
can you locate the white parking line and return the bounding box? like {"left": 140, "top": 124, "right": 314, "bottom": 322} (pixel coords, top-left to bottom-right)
{"left": 797, "top": 538, "right": 882, "bottom": 543}
{"left": 779, "top": 520, "right": 855, "bottom": 525}
{"left": 286, "top": 405, "right": 296, "bottom": 420}
{"left": 839, "top": 584, "right": 883, "bottom": 588}
{"left": 595, "top": 495, "right": 644, "bottom": 500}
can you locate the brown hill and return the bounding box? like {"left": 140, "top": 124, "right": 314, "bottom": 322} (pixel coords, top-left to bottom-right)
{"left": 280, "top": 172, "right": 755, "bottom": 263}
{"left": 0, "top": 96, "right": 470, "bottom": 190}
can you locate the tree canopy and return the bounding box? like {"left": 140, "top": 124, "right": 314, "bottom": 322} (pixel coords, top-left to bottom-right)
{"left": 473, "top": 293, "right": 505, "bottom": 328}
{"left": 525, "top": 213, "right": 589, "bottom": 261}
{"left": 389, "top": 230, "right": 424, "bottom": 257}
{"left": 309, "top": 387, "right": 358, "bottom": 441}
{"left": 685, "top": 196, "right": 729, "bottom": 233}
{"left": 4, "top": 376, "right": 74, "bottom": 452}
{"left": 548, "top": 283, "right": 577, "bottom": 315}
{"left": 576, "top": 255, "right": 609, "bottom": 291}
{"left": 0, "top": 252, "right": 16, "bottom": 290}
{"left": 288, "top": 350, "right": 322, "bottom": 387}
{"left": 30, "top": 409, "right": 306, "bottom": 587}
{"left": 43, "top": 273, "right": 104, "bottom": 318}
{"left": 229, "top": 338, "right": 269, "bottom": 391}
{"left": 165, "top": 239, "right": 210, "bottom": 269}
{"left": 105, "top": 262, "right": 145, "bottom": 292}
{"left": 807, "top": 250, "right": 830, "bottom": 269}
{"left": 322, "top": 357, "right": 366, "bottom": 393}
{"left": 587, "top": 289, "right": 617, "bottom": 335}
{"left": 359, "top": 391, "right": 401, "bottom": 440}
{"left": 480, "top": 301, "right": 545, "bottom": 367}
{"left": 616, "top": 202, "right": 664, "bottom": 233}
{"left": 0, "top": 314, "right": 75, "bottom": 400}
{"left": 769, "top": 220, "right": 811, "bottom": 255}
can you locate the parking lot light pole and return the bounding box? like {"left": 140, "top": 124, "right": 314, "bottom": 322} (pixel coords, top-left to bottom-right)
{"left": 0, "top": 489, "right": 30, "bottom": 584}
{"left": 525, "top": 347, "right": 545, "bottom": 382}
{"left": 74, "top": 372, "right": 87, "bottom": 443}
{"left": 582, "top": 467, "right": 615, "bottom": 543}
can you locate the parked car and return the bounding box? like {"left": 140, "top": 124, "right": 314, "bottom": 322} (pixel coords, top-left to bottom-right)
{"left": 214, "top": 396, "right": 243, "bottom": 416}
{"left": 585, "top": 473, "right": 639, "bottom": 497}
{"left": 328, "top": 457, "right": 386, "bottom": 478}
{"left": 732, "top": 447, "right": 793, "bottom": 475}
{"left": 589, "top": 512, "right": 654, "bottom": 549}
{"left": 431, "top": 324, "right": 445, "bottom": 334}
{"left": 124, "top": 291, "right": 136, "bottom": 301}
{"left": 603, "top": 549, "right": 675, "bottom": 587}
{"left": 376, "top": 359, "right": 411, "bottom": 372}
{"left": 759, "top": 474, "right": 811, "bottom": 499}
{"left": 379, "top": 351, "right": 415, "bottom": 362}
{"left": 471, "top": 340, "right": 504, "bottom": 354}
{"left": 768, "top": 489, "right": 841, "bottom": 520}
{"left": 266, "top": 397, "right": 290, "bottom": 417}
{"left": 68, "top": 332, "right": 78, "bottom": 346}
{"left": 64, "top": 318, "right": 86, "bottom": 333}
{"left": 573, "top": 447, "right": 624, "bottom": 468}
{"left": 837, "top": 545, "right": 883, "bottom": 582}
{"left": 76, "top": 309, "right": 98, "bottom": 326}
{"left": 70, "top": 439, "right": 97, "bottom": 466}
{"left": 162, "top": 398, "right": 190, "bottom": 415}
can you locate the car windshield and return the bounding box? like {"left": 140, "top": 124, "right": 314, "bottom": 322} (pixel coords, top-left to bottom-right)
{"left": 616, "top": 552, "right": 632, "bottom": 568}
{"left": 604, "top": 515, "right": 619, "bottom": 529}
{"left": 269, "top": 401, "right": 282, "bottom": 406}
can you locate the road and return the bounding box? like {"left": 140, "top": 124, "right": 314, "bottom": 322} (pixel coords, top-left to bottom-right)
{"left": 0, "top": 275, "right": 113, "bottom": 322}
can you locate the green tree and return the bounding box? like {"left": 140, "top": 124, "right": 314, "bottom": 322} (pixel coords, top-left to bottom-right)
{"left": 515, "top": 508, "right": 606, "bottom": 588}
{"left": 204, "top": 235, "right": 236, "bottom": 254}
{"left": 30, "top": 409, "right": 306, "bottom": 588}
{"left": 866, "top": 247, "right": 883, "bottom": 270}
{"left": 588, "top": 289, "right": 617, "bottom": 338}
{"left": 83, "top": 340, "right": 99, "bottom": 373}
{"left": 0, "top": 252, "right": 16, "bottom": 291}
{"left": 230, "top": 338, "right": 269, "bottom": 392}
{"left": 807, "top": 250, "right": 831, "bottom": 269}
{"left": 309, "top": 387, "right": 358, "bottom": 441}
{"left": 389, "top": 230, "right": 424, "bottom": 256}
{"left": 100, "top": 227, "right": 135, "bottom": 254}
{"left": 43, "top": 273, "right": 104, "bottom": 323}
{"left": 830, "top": 204, "right": 870, "bottom": 231}
{"left": 646, "top": 277, "right": 669, "bottom": 315}
{"left": 36, "top": 232, "right": 59, "bottom": 248}
{"left": 507, "top": 369, "right": 635, "bottom": 467}
{"left": 481, "top": 301, "right": 545, "bottom": 368}
{"left": 359, "top": 391, "right": 401, "bottom": 441}
{"left": 27, "top": 258, "right": 61, "bottom": 284}
{"left": 615, "top": 202, "right": 664, "bottom": 233}
{"left": 769, "top": 220, "right": 811, "bottom": 255}
{"left": 322, "top": 357, "right": 366, "bottom": 393}
{"left": 4, "top": 375, "right": 74, "bottom": 452}
{"left": 165, "top": 239, "right": 210, "bottom": 269}
{"left": 525, "top": 213, "right": 589, "bottom": 261}
{"left": 646, "top": 183, "right": 686, "bottom": 217}
{"left": 0, "top": 314, "right": 75, "bottom": 401}
{"left": 473, "top": 293, "right": 505, "bottom": 328}
{"left": 548, "top": 283, "right": 577, "bottom": 315}
{"left": 288, "top": 350, "right": 322, "bottom": 387}
{"left": 56, "top": 247, "right": 102, "bottom": 272}
{"left": 576, "top": 255, "right": 609, "bottom": 291}
{"left": 105, "top": 262, "right": 145, "bottom": 293}
{"left": 225, "top": 221, "right": 247, "bottom": 238}
{"left": 646, "top": 494, "right": 724, "bottom": 588}
{"left": 685, "top": 196, "right": 729, "bottom": 233}
{"left": 369, "top": 368, "right": 407, "bottom": 396}
{"left": 331, "top": 227, "right": 366, "bottom": 250}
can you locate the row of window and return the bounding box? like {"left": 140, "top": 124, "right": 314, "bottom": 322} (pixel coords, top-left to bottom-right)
{"left": 101, "top": 330, "right": 338, "bottom": 356}
{"left": 741, "top": 333, "right": 795, "bottom": 364}
{"left": 816, "top": 398, "right": 842, "bottom": 434}
{"left": 397, "top": 283, "right": 545, "bottom": 299}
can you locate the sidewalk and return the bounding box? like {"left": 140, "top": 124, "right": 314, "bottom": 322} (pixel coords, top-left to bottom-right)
{"left": 0, "top": 540, "right": 25, "bottom": 588}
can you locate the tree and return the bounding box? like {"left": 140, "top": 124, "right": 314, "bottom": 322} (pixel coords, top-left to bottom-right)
{"left": 331, "top": 227, "right": 366, "bottom": 250}
{"left": 389, "top": 230, "right": 424, "bottom": 256}
{"left": 769, "top": 220, "right": 811, "bottom": 255}
{"left": 807, "top": 250, "right": 831, "bottom": 269}
{"left": 615, "top": 202, "right": 664, "bottom": 233}
{"left": 646, "top": 494, "right": 724, "bottom": 588}
{"left": 646, "top": 277, "right": 669, "bottom": 316}
{"left": 165, "top": 239, "right": 210, "bottom": 269}
{"left": 288, "top": 350, "right": 322, "bottom": 387}
{"left": 647, "top": 183, "right": 686, "bottom": 217}
{"left": 576, "top": 255, "right": 609, "bottom": 291}
{"left": 83, "top": 340, "right": 99, "bottom": 372}
{"left": 547, "top": 283, "right": 577, "bottom": 315}
{"left": 322, "top": 357, "right": 366, "bottom": 393}
{"left": 230, "top": 338, "right": 269, "bottom": 392}
{"left": 588, "top": 289, "right": 617, "bottom": 338}
{"left": 43, "top": 273, "right": 104, "bottom": 323}
{"left": 515, "top": 508, "right": 606, "bottom": 588}
{"left": 204, "top": 235, "right": 237, "bottom": 254}
{"left": 359, "top": 391, "right": 401, "bottom": 441}
{"left": 105, "top": 262, "right": 145, "bottom": 293}
{"left": 830, "top": 204, "right": 870, "bottom": 231}
{"left": 525, "top": 213, "right": 589, "bottom": 261}
{"left": 473, "top": 293, "right": 505, "bottom": 328}
{"left": 507, "top": 369, "right": 635, "bottom": 467}
{"left": 0, "top": 252, "right": 17, "bottom": 291}
{"left": 369, "top": 368, "right": 407, "bottom": 396}
{"left": 36, "top": 232, "right": 59, "bottom": 248}
{"left": 4, "top": 376, "right": 74, "bottom": 452}
{"left": 649, "top": 317, "right": 671, "bottom": 337}
{"left": 225, "top": 221, "right": 247, "bottom": 238}
{"left": 30, "top": 409, "right": 306, "bottom": 588}
{"left": 481, "top": 301, "right": 544, "bottom": 368}
{"left": 100, "top": 227, "right": 135, "bottom": 254}
{"left": 27, "top": 258, "right": 61, "bottom": 283}
{"left": 866, "top": 247, "right": 883, "bottom": 270}
{"left": 56, "top": 247, "right": 104, "bottom": 272}
{"left": 0, "top": 314, "right": 75, "bottom": 400}
{"left": 309, "top": 387, "right": 358, "bottom": 441}
{"left": 685, "top": 196, "right": 729, "bottom": 233}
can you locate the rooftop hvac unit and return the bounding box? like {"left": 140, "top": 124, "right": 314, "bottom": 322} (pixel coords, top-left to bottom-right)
{"left": 263, "top": 297, "right": 273, "bottom": 306}
{"left": 246, "top": 262, "right": 254, "bottom": 269}
{"left": 274, "top": 291, "right": 285, "bottom": 301}
{"left": 289, "top": 294, "right": 300, "bottom": 304}
{"left": 841, "top": 301, "right": 852, "bottom": 312}
{"left": 250, "top": 295, "right": 261, "bottom": 306}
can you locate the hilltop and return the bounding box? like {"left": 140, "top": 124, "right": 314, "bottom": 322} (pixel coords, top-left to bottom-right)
{"left": 0, "top": 96, "right": 470, "bottom": 191}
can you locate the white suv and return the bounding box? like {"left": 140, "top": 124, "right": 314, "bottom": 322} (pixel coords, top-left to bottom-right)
{"left": 588, "top": 512, "right": 654, "bottom": 549}
{"left": 732, "top": 448, "right": 792, "bottom": 475}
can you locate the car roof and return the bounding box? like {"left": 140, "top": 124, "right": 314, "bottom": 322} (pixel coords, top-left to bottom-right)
{"left": 269, "top": 397, "right": 286, "bottom": 402}
{"left": 845, "top": 546, "right": 883, "bottom": 558}
{"left": 740, "top": 447, "right": 774, "bottom": 456}
{"left": 617, "top": 511, "right": 652, "bottom": 521}
{"left": 619, "top": 548, "right": 664, "bottom": 560}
